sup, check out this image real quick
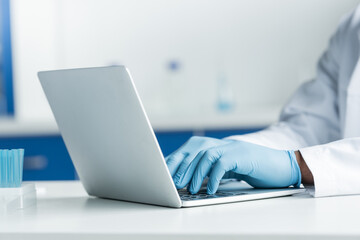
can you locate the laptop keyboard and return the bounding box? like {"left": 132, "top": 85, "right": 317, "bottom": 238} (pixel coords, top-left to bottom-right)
{"left": 178, "top": 189, "right": 247, "bottom": 201}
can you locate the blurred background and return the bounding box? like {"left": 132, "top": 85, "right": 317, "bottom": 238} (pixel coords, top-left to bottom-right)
{"left": 0, "top": 0, "right": 359, "bottom": 180}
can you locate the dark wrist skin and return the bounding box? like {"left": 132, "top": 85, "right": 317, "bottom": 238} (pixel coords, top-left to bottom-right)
{"left": 295, "top": 151, "right": 314, "bottom": 185}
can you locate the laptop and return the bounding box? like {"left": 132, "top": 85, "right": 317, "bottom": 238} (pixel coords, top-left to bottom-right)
{"left": 38, "top": 66, "right": 305, "bottom": 208}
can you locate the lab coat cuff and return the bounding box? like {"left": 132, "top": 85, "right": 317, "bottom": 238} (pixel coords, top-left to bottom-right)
{"left": 299, "top": 146, "right": 334, "bottom": 197}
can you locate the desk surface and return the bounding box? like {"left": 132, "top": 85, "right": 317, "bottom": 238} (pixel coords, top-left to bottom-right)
{"left": 1, "top": 181, "right": 360, "bottom": 240}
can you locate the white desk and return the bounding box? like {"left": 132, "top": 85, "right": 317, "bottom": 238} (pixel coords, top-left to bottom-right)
{"left": 1, "top": 181, "right": 360, "bottom": 240}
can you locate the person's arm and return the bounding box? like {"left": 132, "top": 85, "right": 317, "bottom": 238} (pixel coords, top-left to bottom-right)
{"left": 295, "top": 151, "right": 314, "bottom": 185}
{"left": 166, "top": 9, "right": 360, "bottom": 197}
{"left": 224, "top": 10, "right": 358, "bottom": 197}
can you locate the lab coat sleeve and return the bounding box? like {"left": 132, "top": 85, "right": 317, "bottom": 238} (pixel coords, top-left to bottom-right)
{"left": 299, "top": 138, "right": 360, "bottom": 197}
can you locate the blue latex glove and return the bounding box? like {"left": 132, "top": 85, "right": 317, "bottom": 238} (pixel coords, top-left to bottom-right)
{"left": 165, "top": 136, "right": 230, "bottom": 189}
{"left": 166, "top": 136, "right": 301, "bottom": 194}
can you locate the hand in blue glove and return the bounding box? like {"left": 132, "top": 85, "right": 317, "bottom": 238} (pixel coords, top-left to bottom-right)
{"left": 166, "top": 137, "right": 301, "bottom": 194}
{"left": 166, "top": 136, "right": 230, "bottom": 189}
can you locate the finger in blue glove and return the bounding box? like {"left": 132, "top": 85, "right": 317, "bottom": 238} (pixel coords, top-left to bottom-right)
{"left": 165, "top": 136, "right": 230, "bottom": 189}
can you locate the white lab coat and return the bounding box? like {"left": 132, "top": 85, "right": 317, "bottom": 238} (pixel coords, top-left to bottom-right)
{"left": 227, "top": 6, "right": 360, "bottom": 197}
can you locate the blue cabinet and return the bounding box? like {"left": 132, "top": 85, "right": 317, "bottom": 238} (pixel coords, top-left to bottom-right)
{"left": 0, "top": 128, "right": 263, "bottom": 181}
{"left": 155, "top": 131, "right": 193, "bottom": 157}
{"left": 204, "top": 128, "right": 263, "bottom": 139}
{"left": 155, "top": 128, "right": 262, "bottom": 157}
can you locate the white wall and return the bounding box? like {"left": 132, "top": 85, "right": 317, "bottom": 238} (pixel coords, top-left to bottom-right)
{"left": 10, "top": 0, "right": 360, "bottom": 129}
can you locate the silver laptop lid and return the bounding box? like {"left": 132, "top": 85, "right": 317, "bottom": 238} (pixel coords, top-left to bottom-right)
{"left": 38, "top": 66, "right": 181, "bottom": 208}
